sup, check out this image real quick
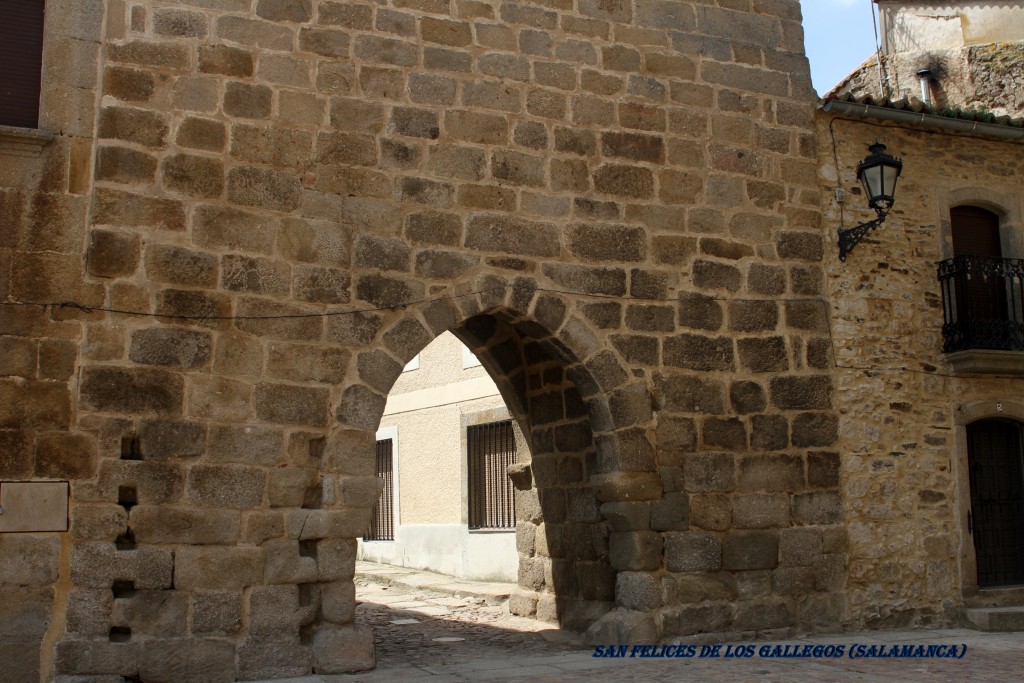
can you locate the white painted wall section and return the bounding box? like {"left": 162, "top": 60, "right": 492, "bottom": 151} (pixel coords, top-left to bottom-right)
{"left": 360, "top": 526, "right": 518, "bottom": 582}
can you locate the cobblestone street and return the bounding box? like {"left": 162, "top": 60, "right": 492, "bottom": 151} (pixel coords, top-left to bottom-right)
{"left": 247, "top": 563, "right": 1024, "bottom": 682}
{"left": 354, "top": 574, "right": 578, "bottom": 672}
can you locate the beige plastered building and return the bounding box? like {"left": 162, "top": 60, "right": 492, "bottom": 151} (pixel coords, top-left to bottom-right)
{"left": 358, "top": 331, "right": 519, "bottom": 582}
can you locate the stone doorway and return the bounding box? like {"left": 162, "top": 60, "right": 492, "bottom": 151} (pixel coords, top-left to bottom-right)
{"left": 967, "top": 418, "right": 1024, "bottom": 587}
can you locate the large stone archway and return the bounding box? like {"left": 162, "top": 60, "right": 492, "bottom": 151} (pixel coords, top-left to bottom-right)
{"left": 0, "top": 1, "right": 847, "bottom": 680}
{"left": 341, "top": 285, "right": 660, "bottom": 637}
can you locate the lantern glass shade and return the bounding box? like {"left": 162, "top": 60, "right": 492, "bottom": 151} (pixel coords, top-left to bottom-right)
{"left": 856, "top": 143, "right": 902, "bottom": 212}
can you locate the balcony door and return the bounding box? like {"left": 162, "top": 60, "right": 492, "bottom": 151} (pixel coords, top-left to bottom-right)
{"left": 952, "top": 206, "right": 1002, "bottom": 259}
{"left": 950, "top": 206, "right": 1011, "bottom": 349}
{"left": 968, "top": 419, "right": 1024, "bottom": 587}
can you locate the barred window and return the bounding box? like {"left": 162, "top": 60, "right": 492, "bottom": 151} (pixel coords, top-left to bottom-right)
{"left": 0, "top": 2, "right": 46, "bottom": 129}
{"left": 366, "top": 438, "right": 394, "bottom": 541}
{"left": 467, "top": 420, "right": 516, "bottom": 530}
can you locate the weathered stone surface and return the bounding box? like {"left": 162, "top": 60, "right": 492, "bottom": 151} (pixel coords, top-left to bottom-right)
{"left": 194, "top": 204, "right": 279, "bottom": 253}
{"left": 267, "top": 343, "right": 350, "bottom": 384}
{"left": 93, "top": 188, "right": 185, "bottom": 231}
{"left": 207, "top": 425, "right": 283, "bottom": 466}
{"left": 730, "top": 381, "right": 767, "bottom": 414}
{"left": 131, "top": 506, "right": 240, "bottom": 544}
{"left": 792, "top": 492, "right": 841, "bottom": 525}
{"left": 321, "top": 429, "right": 375, "bottom": 477}
{"left": 137, "top": 419, "right": 205, "bottom": 460}
{"left": 237, "top": 635, "right": 311, "bottom": 680}
{"left": 235, "top": 298, "right": 324, "bottom": 341}
{"left": 738, "top": 337, "right": 789, "bottom": 373}
{"left": 112, "top": 589, "right": 189, "bottom": 638}
{"left": 665, "top": 530, "right": 722, "bottom": 572}
{"left": 651, "top": 491, "right": 689, "bottom": 531}
{"left": 104, "top": 66, "right": 155, "bottom": 102}
{"left": 191, "top": 591, "right": 242, "bottom": 635}
{"left": 584, "top": 609, "right": 657, "bottom": 646}
{"left": 227, "top": 166, "right": 301, "bottom": 211}
{"left": 80, "top": 367, "right": 183, "bottom": 415}
{"left": 55, "top": 639, "right": 139, "bottom": 677}
{"left": 335, "top": 385, "right": 386, "bottom": 431}
{"left": 770, "top": 376, "right": 833, "bottom": 410}
{"left": 466, "top": 215, "right": 560, "bottom": 257}
{"left": 199, "top": 44, "right": 254, "bottom": 77}
{"left": 254, "top": 383, "right": 330, "bottom": 427}
{"left": 137, "top": 639, "right": 236, "bottom": 683}
{"left": 312, "top": 625, "right": 375, "bottom": 673}
{"left": 683, "top": 452, "right": 734, "bottom": 493}
{"left": 186, "top": 375, "right": 252, "bottom": 421}
{"left": 608, "top": 531, "right": 662, "bottom": 571}
{"left": 664, "top": 334, "right": 734, "bottom": 371}
{"left": 173, "top": 546, "right": 264, "bottom": 590}
{"left": 593, "top": 164, "right": 654, "bottom": 198}
{"left": 145, "top": 244, "right": 218, "bottom": 287}
{"left": 616, "top": 571, "right": 661, "bottom": 610}
{"left": 792, "top": 412, "right": 838, "bottom": 447}
{"left": 71, "top": 543, "right": 174, "bottom": 590}
{"left": 187, "top": 464, "right": 266, "bottom": 508}
{"left": 98, "top": 106, "right": 168, "bottom": 148}
{"left": 737, "top": 454, "right": 804, "bottom": 492}
{"left": 129, "top": 328, "right": 212, "bottom": 369}
{"left": 567, "top": 224, "right": 646, "bottom": 263}
{"left": 95, "top": 145, "right": 157, "bottom": 184}
{"left": 0, "top": 536, "right": 61, "bottom": 587}
{"left": 34, "top": 431, "right": 98, "bottom": 479}
{"left": 722, "top": 530, "right": 780, "bottom": 570}
{"left": 161, "top": 154, "right": 224, "bottom": 198}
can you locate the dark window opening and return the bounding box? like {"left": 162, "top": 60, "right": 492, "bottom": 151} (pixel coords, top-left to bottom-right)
{"left": 468, "top": 420, "right": 516, "bottom": 530}
{"left": 0, "top": 2, "right": 45, "bottom": 129}
{"left": 366, "top": 438, "right": 394, "bottom": 541}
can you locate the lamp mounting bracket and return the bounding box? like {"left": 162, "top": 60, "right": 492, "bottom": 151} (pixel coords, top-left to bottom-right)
{"left": 838, "top": 209, "right": 887, "bottom": 262}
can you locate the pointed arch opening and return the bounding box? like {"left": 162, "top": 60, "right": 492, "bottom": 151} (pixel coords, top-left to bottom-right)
{"left": 330, "top": 287, "right": 656, "bottom": 651}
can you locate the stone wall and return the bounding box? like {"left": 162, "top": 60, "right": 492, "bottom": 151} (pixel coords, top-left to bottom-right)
{"left": 1, "top": 1, "right": 846, "bottom": 680}
{"left": 818, "top": 111, "right": 1024, "bottom": 628}
{"left": 1, "top": 2, "right": 109, "bottom": 681}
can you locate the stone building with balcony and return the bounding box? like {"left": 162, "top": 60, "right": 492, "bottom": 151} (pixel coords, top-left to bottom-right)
{"left": 819, "top": 0, "right": 1024, "bottom": 629}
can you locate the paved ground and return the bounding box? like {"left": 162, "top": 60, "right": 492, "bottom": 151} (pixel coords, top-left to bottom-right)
{"left": 253, "top": 562, "right": 1024, "bottom": 682}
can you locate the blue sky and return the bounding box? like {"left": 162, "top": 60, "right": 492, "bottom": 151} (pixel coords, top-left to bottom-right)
{"left": 799, "top": 0, "right": 880, "bottom": 94}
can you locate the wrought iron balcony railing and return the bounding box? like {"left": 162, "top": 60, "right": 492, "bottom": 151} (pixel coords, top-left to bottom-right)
{"left": 939, "top": 255, "right": 1024, "bottom": 353}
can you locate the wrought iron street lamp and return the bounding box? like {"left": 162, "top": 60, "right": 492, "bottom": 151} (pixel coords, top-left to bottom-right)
{"left": 838, "top": 143, "right": 903, "bottom": 261}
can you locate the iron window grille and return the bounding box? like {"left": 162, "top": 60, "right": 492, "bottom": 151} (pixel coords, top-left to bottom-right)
{"left": 467, "top": 420, "right": 516, "bottom": 530}
{"left": 366, "top": 438, "right": 394, "bottom": 541}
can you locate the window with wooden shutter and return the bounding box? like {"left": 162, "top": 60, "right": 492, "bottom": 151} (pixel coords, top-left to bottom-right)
{"left": 467, "top": 420, "right": 516, "bottom": 530}
{"left": 0, "top": 2, "right": 46, "bottom": 129}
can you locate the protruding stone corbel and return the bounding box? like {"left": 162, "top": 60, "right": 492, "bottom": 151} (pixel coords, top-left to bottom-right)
{"left": 507, "top": 462, "right": 532, "bottom": 490}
